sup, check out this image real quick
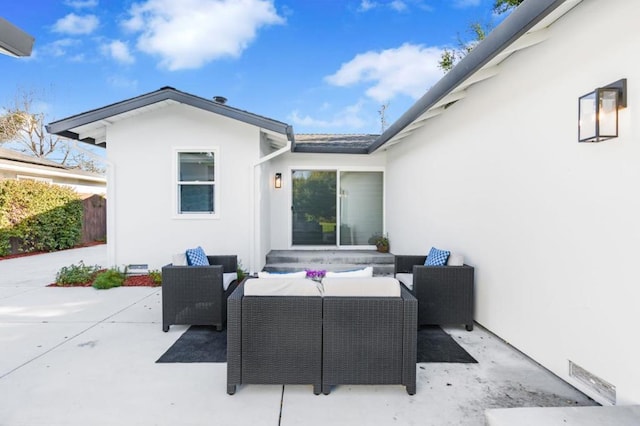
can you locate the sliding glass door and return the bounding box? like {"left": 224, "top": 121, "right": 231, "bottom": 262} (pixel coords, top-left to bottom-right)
{"left": 291, "top": 169, "right": 383, "bottom": 247}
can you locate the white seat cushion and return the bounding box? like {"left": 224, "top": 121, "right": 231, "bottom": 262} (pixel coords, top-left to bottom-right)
{"left": 244, "top": 278, "right": 321, "bottom": 296}
{"left": 322, "top": 277, "right": 401, "bottom": 297}
{"left": 172, "top": 252, "right": 188, "bottom": 266}
{"left": 223, "top": 272, "right": 238, "bottom": 291}
{"left": 257, "top": 270, "right": 307, "bottom": 279}
{"left": 446, "top": 253, "right": 465, "bottom": 266}
{"left": 325, "top": 266, "right": 373, "bottom": 278}
{"left": 395, "top": 273, "right": 413, "bottom": 291}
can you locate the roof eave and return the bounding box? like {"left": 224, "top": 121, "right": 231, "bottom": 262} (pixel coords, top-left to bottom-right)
{"left": 46, "top": 87, "right": 293, "bottom": 144}
{"left": 0, "top": 17, "right": 34, "bottom": 57}
{"left": 368, "top": 0, "right": 569, "bottom": 153}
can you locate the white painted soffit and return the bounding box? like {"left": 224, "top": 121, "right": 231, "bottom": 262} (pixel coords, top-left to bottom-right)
{"left": 263, "top": 129, "right": 289, "bottom": 149}
{"left": 383, "top": 0, "right": 583, "bottom": 149}
{"left": 65, "top": 99, "right": 179, "bottom": 146}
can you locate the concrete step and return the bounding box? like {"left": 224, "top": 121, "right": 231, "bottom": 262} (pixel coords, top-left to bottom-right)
{"left": 264, "top": 250, "right": 395, "bottom": 277}
{"left": 264, "top": 262, "right": 395, "bottom": 276}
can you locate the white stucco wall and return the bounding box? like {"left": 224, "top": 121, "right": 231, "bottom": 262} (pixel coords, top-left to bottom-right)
{"left": 106, "top": 103, "right": 259, "bottom": 271}
{"left": 267, "top": 151, "right": 387, "bottom": 252}
{"left": 385, "top": 0, "right": 639, "bottom": 405}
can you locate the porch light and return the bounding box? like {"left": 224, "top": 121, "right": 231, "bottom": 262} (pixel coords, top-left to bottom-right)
{"left": 274, "top": 173, "right": 282, "bottom": 189}
{"left": 578, "top": 79, "right": 627, "bottom": 142}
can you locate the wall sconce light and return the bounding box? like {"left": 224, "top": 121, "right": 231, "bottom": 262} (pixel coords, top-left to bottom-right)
{"left": 579, "top": 79, "right": 627, "bottom": 142}
{"left": 274, "top": 173, "right": 282, "bottom": 189}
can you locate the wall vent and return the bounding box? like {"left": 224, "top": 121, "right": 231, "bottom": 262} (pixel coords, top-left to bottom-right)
{"left": 569, "top": 360, "right": 616, "bottom": 405}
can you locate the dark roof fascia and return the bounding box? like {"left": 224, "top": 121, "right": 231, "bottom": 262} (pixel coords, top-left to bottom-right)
{"left": 0, "top": 17, "right": 34, "bottom": 57}
{"left": 368, "top": 0, "right": 568, "bottom": 153}
{"left": 46, "top": 87, "right": 294, "bottom": 143}
{"left": 293, "top": 145, "right": 370, "bottom": 154}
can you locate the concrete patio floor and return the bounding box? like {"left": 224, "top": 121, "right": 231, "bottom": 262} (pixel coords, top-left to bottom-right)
{"left": 0, "top": 245, "right": 599, "bottom": 426}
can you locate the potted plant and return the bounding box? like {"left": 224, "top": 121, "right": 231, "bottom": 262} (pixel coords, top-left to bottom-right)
{"left": 369, "top": 233, "right": 390, "bottom": 253}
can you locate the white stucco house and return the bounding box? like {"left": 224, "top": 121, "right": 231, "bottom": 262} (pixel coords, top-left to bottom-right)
{"left": 47, "top": 0, "right": 639, "bottom": 407}
{"left": 0, "top": 147, "right": 106, "bottom": 194}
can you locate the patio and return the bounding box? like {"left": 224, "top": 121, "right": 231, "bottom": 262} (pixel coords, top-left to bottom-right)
{"left": 0, "top": 245, "right": 598, "bottom": 425}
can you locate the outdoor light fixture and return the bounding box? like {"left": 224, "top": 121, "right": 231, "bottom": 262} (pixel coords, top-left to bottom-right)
{"left": 578, "top": 79, "right": 627, "bottom": 142}
{"left": 274, "top": 173, "right": 282, "bottom": 189}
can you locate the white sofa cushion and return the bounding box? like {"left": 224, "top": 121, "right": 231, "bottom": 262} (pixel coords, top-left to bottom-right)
{"left": 223, "top": 272, "right": 238, "bottom": 291}
{"left": 324, "top": 266, "right": 373, "bottom": 278}
{"left": 244, "top": 278, "right": 322, "bottom": 296}
{"left": 395, "top": 273, "right": 413, "bottom": 291}
{"left": 446, "top": 253, "right": 465, "bottom": 266}
{"left": 322, "top": 277, "right": 401, "bottom": 297}
{"left": 257, "top": 270, "right": 307, "bottom": 279}
{"left": 172, "top": 252, "right": 188, "bottom": 266}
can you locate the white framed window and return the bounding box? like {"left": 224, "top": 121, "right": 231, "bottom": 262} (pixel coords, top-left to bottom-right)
{"left": 174, "top": 149, "right": 219, "bottom": 217}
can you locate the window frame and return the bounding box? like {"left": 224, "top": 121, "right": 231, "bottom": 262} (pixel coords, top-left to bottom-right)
{"left": 173, "top": 148, "right": 220, "bottom": 219}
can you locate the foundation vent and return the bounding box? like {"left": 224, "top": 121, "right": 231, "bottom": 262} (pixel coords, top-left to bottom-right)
{"left": 569, "top": 360, "right": 616, "bottom": 405}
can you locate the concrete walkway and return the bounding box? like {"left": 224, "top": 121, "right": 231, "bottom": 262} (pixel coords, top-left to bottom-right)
{"left": 0, "top": 246, "right": 600, "bottom": 425}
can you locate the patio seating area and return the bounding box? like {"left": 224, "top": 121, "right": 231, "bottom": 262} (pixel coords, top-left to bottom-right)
{"left": 0, "top": 245, "right": 601, "bottom": 425}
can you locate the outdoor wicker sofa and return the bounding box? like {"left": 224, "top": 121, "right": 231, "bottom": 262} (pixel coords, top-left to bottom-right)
{"left": 226, "top": 278, "right": 323, "bottom": 395}
{"left": 395, "top": 255, "right": 474, "bottom": 331}
{"left": 161, "top": 255, "right": 238, "bottom": 332}
{"left": 321, "top": 279, "right": 417, "bottom": 395}
{"left": 226, "top": 276, "right": 417, "bottom": 395}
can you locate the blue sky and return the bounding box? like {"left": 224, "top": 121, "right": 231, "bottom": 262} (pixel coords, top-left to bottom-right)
{"left": 2, "top": 0, "right": 505, "bottom": 136}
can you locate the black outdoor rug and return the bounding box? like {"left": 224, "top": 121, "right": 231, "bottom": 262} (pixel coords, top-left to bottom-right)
{"left": 156, "top": 325, "right": 476, "bottom": 364}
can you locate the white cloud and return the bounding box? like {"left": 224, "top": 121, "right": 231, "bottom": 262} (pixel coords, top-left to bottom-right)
{"left": 390, "top": 0, "right": 408, "bottom": 12}
{"left": 358, "top": 0, "right": 378, "bottom": 11}
{"left": 53, "top": 13, "right": 99, "bottom": 35}
{"left": 289, "top": 101, "right": 368, "bottom": 130}
{"left": 122, "top": 0, "right": 284, "bottom": 71}
{"left": 453, "top": 0, "right": 481, "bottom": 7}
{"left": 64, "top": 0, "right": 99, "bottom": 8}
{"left": 44, "top": 38, "right": 81, "bottom": 57}
{"left": 102, "top": 40, "right": 135, "bottom": 64}
{"left": 325, "top": 43, "right": 444, "bottom": 102}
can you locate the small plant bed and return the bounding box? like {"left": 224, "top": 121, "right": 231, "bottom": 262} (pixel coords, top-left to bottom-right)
{"left": 0, "top": 241, "right": 105, "bottom": 261}
{"left": 48, "top": 262, "right": 161, "bottom": 288}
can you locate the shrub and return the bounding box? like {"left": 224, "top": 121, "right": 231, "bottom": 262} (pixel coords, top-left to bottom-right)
{"left": 56, "top": 261, "right": 101, "bottom": 285}
{"left": 149, "top": 269, "right": 162, "bottom": 286}
{"left": 0, "top": 180, "right": 82, "bottom": 256}
{"left": 92, "top": 268, "right": 125, "bottom": 290}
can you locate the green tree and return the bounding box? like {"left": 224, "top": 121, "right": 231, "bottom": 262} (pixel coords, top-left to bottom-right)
{"left": 438, "top": 0, "right": 524, "bottom": 72}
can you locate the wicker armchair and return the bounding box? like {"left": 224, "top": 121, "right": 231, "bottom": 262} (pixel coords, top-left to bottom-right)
{"left": 321, "top": 285, "right": 417, "bottom": 395}
{"left": 226, "top": 279, "right": 323, "bottom": 395}
{"left": 395, "top": 255, "right": 474, "bottom": 331}
{"left": 161, "top": 255, "right": 238, "bottom": 332}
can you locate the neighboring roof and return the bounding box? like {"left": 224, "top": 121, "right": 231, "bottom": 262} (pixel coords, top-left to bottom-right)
{"left": 369, "top": 0, "right": 582, "bottom": 153}
{"left": 293, "top": 134, "right": 379, "bottom": 154}
{"left": 0, "top": 147, "right": 106, "bottom": 182}
{"left": 0, "top": 17, "right": 34, "bottom": 57}
{"left": 46, "top": 86, "right": 295, "bottom": 148}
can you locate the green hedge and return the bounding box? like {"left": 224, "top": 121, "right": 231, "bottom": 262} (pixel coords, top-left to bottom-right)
{"left": 0, "top": 179, "right": 83, "bottom": 256}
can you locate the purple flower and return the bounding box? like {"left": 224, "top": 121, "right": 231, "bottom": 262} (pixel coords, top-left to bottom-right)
{"left": 306, "top": 269, "right": 326, "bottom": 281}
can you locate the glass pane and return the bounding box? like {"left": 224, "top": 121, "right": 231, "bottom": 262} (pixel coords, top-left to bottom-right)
{"left": 292, "top": 170, "right": 336, "bottom": 245}
{"left": 339, "top": 171, "right": 383, "bottom": 246}
{"left": 598, "top": 89, "right": 618, "bottom": 137}
{"left": 579, "top": 92, "right": 596, "bottom": 141}
{"left": 180, "top": 185, "right": 214, "bottom": 213}
{"left": 179, "top": 152, "right": 214, "bottom": 182}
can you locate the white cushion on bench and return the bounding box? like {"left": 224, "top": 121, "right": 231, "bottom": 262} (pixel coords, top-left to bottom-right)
{"left": 322, "top": 277, "right": 401, "bottom": 297}
{"left": 325, "top": 266, "right": 373, "bottom": 278}
{"left": 257, "top": 270, "right": 307, "bottom": 279}
{"left": 244, "top": 278, "right": 321, "bottom": 296}
{"left": 223, "top": 272, "right": 238, "bottom": 291}
{"left": 395, "top": 273, "right": 413, "bottom": 291}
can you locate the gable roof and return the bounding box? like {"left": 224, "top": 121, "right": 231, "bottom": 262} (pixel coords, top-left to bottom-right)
{"left": 46, "top": 86, "right": 295, "bottom": 148}
{"left": 0, "top": 147, "right": 105, "bottom": 182}
{"left": 369, "top": 0, "right": 582, "bottom": 153}
{"left": 293, "top": 134, "right": 379, "bottom": 154}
